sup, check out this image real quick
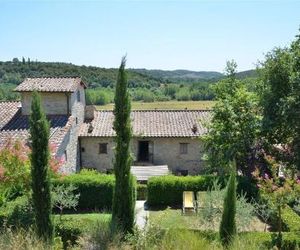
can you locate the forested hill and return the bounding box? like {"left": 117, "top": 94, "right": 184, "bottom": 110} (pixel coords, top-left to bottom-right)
{"left": 0, "top": 60, "right": 165, "bottom": 89}
{"left": 0, "top": 60, "right": 256, "bottom": 87}
{"left": 131, "top": 69, "right": 224, "bottom": 83}
{"left": 0, "top": 59, "right": 257, "bottom": 103}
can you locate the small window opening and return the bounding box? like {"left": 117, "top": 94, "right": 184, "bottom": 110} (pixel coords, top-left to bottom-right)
{"left": 77, "top": 91, "right": 81, "bottom": 102}
{"left": 179, "top": 143, "right": 188, "bottom": 154}
{"left": 99, "top": 143, "right": 108, "bottom": 154}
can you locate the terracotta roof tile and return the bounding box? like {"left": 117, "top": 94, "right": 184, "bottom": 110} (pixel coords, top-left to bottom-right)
{"left": 15, "top": 77, "right": 86, "bottom": 93}
{"left": 0, "top": 101, "right": 21, "bottom": 129}
{"left": 0, "top": 102, "right": 73, "bottom": 152}
{"left": 79, "top": 110, "right": 211, "bottom": 138}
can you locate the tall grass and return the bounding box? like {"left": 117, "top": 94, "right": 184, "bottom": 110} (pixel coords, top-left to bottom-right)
{"left": 0, "top": 227, "right": 62, "bottom": 250}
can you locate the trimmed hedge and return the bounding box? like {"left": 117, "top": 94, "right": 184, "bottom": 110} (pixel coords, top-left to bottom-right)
{"left": 0, "top": 195, "right": 34, "bottom": 228}
{"left": 147, "top": 175, "right": 221, "bottom": 206}
{"left": 282, "top": 206, "right": 300, "bottom": 232}
{"left": 147, "top": 175, "right": 257, "bottom": 206}
{"left": 53, "top": 170, "right": 115, "bottom": 211}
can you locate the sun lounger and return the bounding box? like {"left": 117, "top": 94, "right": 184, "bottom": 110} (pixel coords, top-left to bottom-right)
{"left": 182, "top": 191, "right": 196, "bottom": 214}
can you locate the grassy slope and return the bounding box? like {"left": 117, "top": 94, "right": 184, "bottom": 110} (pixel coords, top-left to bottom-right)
{"left": 96, "top": 100, "right": 216, "bottom": 110}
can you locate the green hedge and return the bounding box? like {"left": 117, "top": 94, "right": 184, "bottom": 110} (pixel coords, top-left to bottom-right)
{"left": 147, "top": 175, "right": 221, "bottom": 206}
{"left": 0, "top": 195, "right": 34, "bottom": 228}
{"left": 282, "top": 206, "right": 300, "bottom": 232}
{"left": 53, "top": 170, "right": 115, "bottom": 211}
{"left": 147, "top": 175, "right": 257, "bottom": 206}
{"left": 54, "top": 214, "right": 111, "bottom": 249}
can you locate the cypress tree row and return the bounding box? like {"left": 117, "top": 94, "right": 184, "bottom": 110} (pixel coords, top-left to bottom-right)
{"left": 219, "top": 168, "right": 237, "bottom": 247}
{"left": 112, "top": 57, "right": 136, "bottom": 233}
{"left": 29, "top": 92, "right": 54, "bottom": 242}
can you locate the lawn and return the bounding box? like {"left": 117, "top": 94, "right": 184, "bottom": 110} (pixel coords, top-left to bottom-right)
{"left": 54, "top": 213, "right": 111, "bottom": 221}
{"left": 149, "top": 208, "right": 268, "bottom": 232}
{"left": 96, "top": 100, "right": 216, "bottom": 110}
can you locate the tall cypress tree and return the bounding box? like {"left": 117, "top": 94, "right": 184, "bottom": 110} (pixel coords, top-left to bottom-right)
{"left": 30, "top": 91, "right": 53, "bottom": 242}
{"left": 112, "top": 56, "right": 136, "bottom": 234}
{"left": 219, "top": 167, "right": 237, "bottom": 247}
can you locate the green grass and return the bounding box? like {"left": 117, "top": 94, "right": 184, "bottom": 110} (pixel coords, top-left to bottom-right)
{"left": 54, "top": 213, "right": 111, "bottom": 221}
{"left": 149, "top": 208, "right": 266, "bottom": 232}
{"left": 96, "top": 100, "right": 216, "bottom": 110}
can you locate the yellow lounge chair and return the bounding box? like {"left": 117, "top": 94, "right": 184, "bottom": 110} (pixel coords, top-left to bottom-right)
{"left": 182, "top": 191, "right": 196, "bottom": 215}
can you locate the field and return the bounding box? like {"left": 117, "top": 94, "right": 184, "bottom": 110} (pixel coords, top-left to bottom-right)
{"left": 97, "top": 100, "right": 216, "bottom": 110}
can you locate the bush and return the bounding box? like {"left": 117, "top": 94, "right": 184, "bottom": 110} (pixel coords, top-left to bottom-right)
{"left": 147, "top": 175, "right": 224, "bottom": 206}
{"left": 219, "top": 171, "right": 237, "bottom": 246}
{"left": 241, "top": 232, "right": 300, "bottom": 250}
{"left": 147, "top": 175, "right": 257, "bottom": 206}
{"left": 0, "top": 195, "right": 34, "bottom": 228}
{"left": 137, "top": 184, "right": 147, "bottom": 200}
{"left": 54, "top": 214, "right": 111, "bottom": 249}
{"left": 53, "top": 170, "right": 115, "bottom": 211}
{"left": 281, "top": 206, "right": 300, "bottom": 232}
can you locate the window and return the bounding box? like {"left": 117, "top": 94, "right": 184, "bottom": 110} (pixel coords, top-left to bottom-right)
{"left": 64, "top": 150, "right": 68, "bottom": 162}
{"left": 77, "top": 90, "right": 81, "bottom": 102}
{"left": 99, "top": 143, "right": 108, "bottom": 154}
{"left": 76, "top": 117, "right": 78, "bottom": 124}
{"left": 81, "top": 147, "right": 85, "bottom": 152}
{"left": 179, "top": 143, "right": 188, "bottom": 154}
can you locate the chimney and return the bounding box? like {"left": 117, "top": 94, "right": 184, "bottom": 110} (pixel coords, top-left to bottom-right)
{"left": 191, "top": 124, "right": 198, "bottom": 134}
{"left": 85, "top": 105, "right": 96, "bottom": 120}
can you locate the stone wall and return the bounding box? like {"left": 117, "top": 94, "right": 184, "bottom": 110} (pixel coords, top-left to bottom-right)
{"left": 79, "top": 137, "right": 206, "bottom": 175}
{"left": 21, "top": 92, "right": 69, "bottom": 115}
{"left": 54, "top": 85, "right": 86, "bottom": 173}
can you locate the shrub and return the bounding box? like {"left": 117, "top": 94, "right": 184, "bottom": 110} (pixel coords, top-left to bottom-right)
{"left": 219, "top": 171, "right": 237, "bottom": 246}
{"left": 54, "top": 214, "right": 111, "bottom": 249}
{"left": 281, "top": 206, "right": 300, "bottom": 232}
{"left": 241, "top": 232, "right": 300, "bottom": 250}
{"left": 147, "top": 175, "right": 256, "bottom": 206}
{"left": 0, "top": 195, "right": 34, "bottom": 228}
{"left": 137, "top": 184, "right": 147, "bottom": 200}
{"left": 53, "top": 170, "right": 115, "bottom": 211}
{"left": 147, "top": 175, "right": 223, "bottom": 206}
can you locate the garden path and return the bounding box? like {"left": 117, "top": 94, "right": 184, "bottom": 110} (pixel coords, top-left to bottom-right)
{"left": 135, "top": 200, "right": 149, "bottom": 230}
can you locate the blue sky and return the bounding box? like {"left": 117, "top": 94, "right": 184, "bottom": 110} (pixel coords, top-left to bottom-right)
{"left": 0, "top": 0, "right": 299, "bottom": 72}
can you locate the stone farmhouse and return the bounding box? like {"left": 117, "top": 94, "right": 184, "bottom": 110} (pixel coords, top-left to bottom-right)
{"left": 0, "top": 77, "right": 211, "bottom": 176}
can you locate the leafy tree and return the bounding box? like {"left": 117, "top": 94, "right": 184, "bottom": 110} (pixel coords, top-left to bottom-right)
{"left": 260, "top": 31, "right": 300, "bottom": 172}
{"left": 0, "top": 140, "right": 31, "bottom": 203}
{"left": 52, "top": 184, "right": 80, "bottom": 220}
{"left": 202, "top": 61, "right": 261, "bottom": 175}
{"left": 219, "top": 168, "right": 237, "bottom": 247}
{"left": 112, "top": 57, "right": 136, "bottom": 234}
{"left": 253, "top": 165, "right": 295, "bottom": 249}
{"left": 29, "top": 92, "right": 53, "bottom": 242}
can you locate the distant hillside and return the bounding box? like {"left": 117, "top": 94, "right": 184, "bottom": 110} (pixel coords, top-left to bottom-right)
{"left": 131, "top": 68, "right": 224, "bottom": 83}
{"left": 0, "top": 60, "right": 165, "bottom": 89}
{"left": 236, "top": 69, "right": 258, "bottom": 79}
{"left": 0, "top": 59, "right": 257, "bottom": 88}
{"left": 0, "top": 59, "right": 257, "bottom": 103}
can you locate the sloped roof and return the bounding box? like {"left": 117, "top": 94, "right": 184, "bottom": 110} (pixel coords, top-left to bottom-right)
{"left": 79, "top": 110, "right": 211, "bottom": 138}
{"left": 0, "top": 101, "right": 21, "bottom": 129}
{"left": 15, "top": 77, "right": 86, "bottom": 93}
{"left": 0, "top": 101, "right": 73, "bottom": 152}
